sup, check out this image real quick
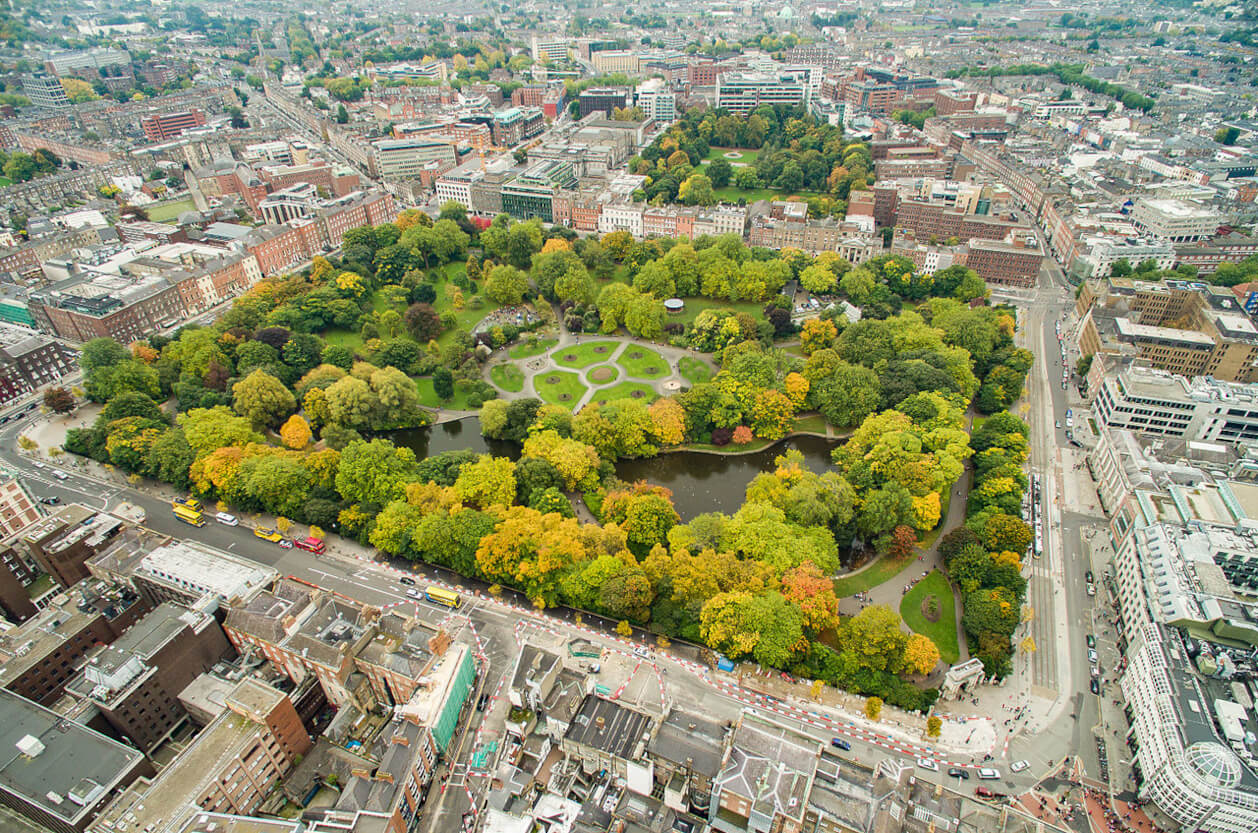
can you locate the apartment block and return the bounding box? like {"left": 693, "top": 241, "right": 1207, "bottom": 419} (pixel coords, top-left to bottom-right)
{"left": 92, "top": 678, "right": 312, "bottom": 833}
{"left": 22, "top": 73, "right": 71, "bottom": 110}
{"left": 0, "top": 539, "right": 41, "bottom": 623}
{"left": 20, "top": 504, "right": 126, "bottom": 589}
{"left": 1092, "top": 363, "right": 1258, "bottom": 445}
{"left": 1174, "top": 232, "right": 1258, "bottom": 275}
{"left": 63, "top": 602, "right": 232, "bottom": 754}
{"left": 0, "top": 580, "right": 149, "bottom": 705}
{"left": 963, "top": 233, "right": 1044, "bottom": 288}
{"left": 1131, "top": 198, "right": 1223, "bottom": 243}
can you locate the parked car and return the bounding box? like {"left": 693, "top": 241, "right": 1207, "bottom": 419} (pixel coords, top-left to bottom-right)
{"left": 977, "top": 768, "right": 1001, "bottom": 780}
{"left": 1086, "top": 583, "right": 1096, "bottom": 597}
{"left": 40, "top": 496, "right": 59, "bottom": 505}
{"left": 947, "top": 768, "right": 969, "bottom": 780}
{"left": 278, "top": 539, "right": 293, "bottom": 549}
{"left": 1088, "top": 649, "right": 1098, "bottom": 664}
{"left": 254, "top": 527, "right": 284, "bottom": 543}
{"left": 1090, "top": 679, "right": 1101, "bottom": 695}
{"left": 398, "top": 576, "right": 416, "bottom": 586}
{"left": 1085, "top": 570, "right": 1094, "bottom": 583}
{"left": 215, "top": 512, "right": 238, "bottom": 526}
{"left": 1010, "top": 760, "right": 1029, "bottom": 773}
{"left": 1087, "top": 634, "right": 1096, "bottom": 648}
{"left": 830, "top": 738, "right": 852, "bottom": 751}
{"left": 975, "top": 786, "right": 996, "bottom": 798}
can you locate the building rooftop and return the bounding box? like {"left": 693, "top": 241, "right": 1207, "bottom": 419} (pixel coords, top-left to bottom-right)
{"left": 135, "top": 541, "right": 277, "bottom": 603}
{"left": 0, "top": 688, "right": 145, "bottom": 828}
{"left": 175, "top": 813, "right": 302, "bottom": 833}
{"left": 565, "top": 696, "right": 653, "bottom": 762}
{"left": 1114, "top": 317, "right": 1216, "bottom": 348}
{"left": 715, "top": 713, "right": 819, "bottom": 823}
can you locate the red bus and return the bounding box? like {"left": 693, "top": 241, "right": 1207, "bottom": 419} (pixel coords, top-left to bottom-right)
{"left": 294, "top": 536, "right": 326, "bottom": 554}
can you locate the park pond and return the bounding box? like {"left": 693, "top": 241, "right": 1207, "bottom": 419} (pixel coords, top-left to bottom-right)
{"left": 389, "top": 417, "right": 842, "bottom": 519}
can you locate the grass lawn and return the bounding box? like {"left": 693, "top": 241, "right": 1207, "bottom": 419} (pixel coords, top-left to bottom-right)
{"left": 148, "top": 198, "right": 196, "bottom": 222}
{"left": 323, "top": 328, "right": 365, "bottom": 352}
{"left": 678, "top": 356, "right": 713, "bottom": 385}
{"left": 711, "top": 186, "right": 822, "bottom": 205}
{"left": 415, "top": 376, "right": 476, "bottom": 410}
{"left": 900, "top": 570, "right": 960, "bottom": 663}
{"left": 0, "top": 175, "right": 13, "bottom": 187}
{"left": 616, "top": 346, "right": 669, "bottom": 379}
{"left": 535, "top": 370, "right": 587, "bottom": 408}
{"left": 25, "top": 573, "right": 53, "bottom": 599}
{"left": 793, "top": 413, "right": 828, "bottom": 434}
{"left": 509, "top": 337, "right": 556, "bottom": 359}
{"left": 490, "top": 364, "right": 525, "bottom": 393}
{"left": 832, "top": 553, "right": 919, "bottom": 598}
{"left": 593, "top": 381, "right": 657, "bottom": 405}
{"left": 673, "top": 297, "right": 766, "bottom": 328}
{"left": 553, "top": 340, "right": 620, "bottom": 369}
{"left": 586, "top": 364, "right": 619, "bottom": 385}
{"left": 704, "top": 147, "right": 760, "bottom": 164}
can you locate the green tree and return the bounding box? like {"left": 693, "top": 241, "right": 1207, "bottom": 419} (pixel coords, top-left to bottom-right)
{"left": 484, "top": 264, "right": 529, "bottom": 305}
{"left": 232, "top": 369, "right": 297, "bottom": 428}
{"left": 432, "top": 367, "right": 454, "bottom": 400}
{"left": 678, "top": 172, "right": 716, "bottom": 206}
{"left": 707, "top": 157, "right": 733, "bottom": 187}
{"left": 335, "top": 439, "right": 418, "bottom": 506}
{"left": 454, "top": 454, "right": 518, "bottom": 508}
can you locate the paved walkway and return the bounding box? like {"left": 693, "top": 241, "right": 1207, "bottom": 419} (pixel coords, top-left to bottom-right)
{"left": 482, "top": 313, "right": 718, "bottom": 410}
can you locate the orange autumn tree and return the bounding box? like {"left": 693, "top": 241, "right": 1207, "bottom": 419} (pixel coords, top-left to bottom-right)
{"left": 781, "top": 560, "right": 840, "bottom": 633}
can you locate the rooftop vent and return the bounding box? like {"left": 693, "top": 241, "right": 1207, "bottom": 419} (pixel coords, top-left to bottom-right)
{"left": 17, "top": 735, "right": 45, "bottom": 757}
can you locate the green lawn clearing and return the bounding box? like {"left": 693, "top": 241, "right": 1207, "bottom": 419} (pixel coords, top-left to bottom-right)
{"left": 673, "top": 298, "right": 767, "bottom": 328}
{"left": 678, "top": 356, "right": 713, "bottom": 385}
{"left": 900, "top": 570, "right": 960, "bottom": 663}
{"left": 490, "top": 364, "right": 525, "bottom": 393}
{"left": 704, "top": 147, "right": 760, "bottom": 164}
{"left": 553, "top": 341, "right": 620, "bottom": 369}
{"left": 323, "top": 328, "right": 365, "bottom": 352}
{"left": 586, "top": 364, "right": 620, "bottom": 385}
{"left": 509, "top": 337, "right": 557, "bottom": 359}
{"left": 416, "top": 376, "right": 476, "bottom": 410}
{"left": 832, "top": 553, "right": 919, "bottom": 598}
{"left": 148, "top": 198, "right": 196, "bottom": 222}
{"left": 593, "top": 381, "right": 657, "bottom": 405}
{"left": 0, "top": 176, "right": 13, "bottom": 187}
{"left": 535, "top": 370, "right": 587, "bottom": 409}
{"left": 711, "top": 186, "right": 823, "bottom": 205}
{"left": 793, "top": 413, "right": 827, "bottom": 434}
{"left": 616, "top": 346, "right": 669, "bottom": 379}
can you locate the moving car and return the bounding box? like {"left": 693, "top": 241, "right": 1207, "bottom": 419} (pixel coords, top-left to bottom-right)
{"left": 52, "top": 470, "right": 68, "bottom": 480}
{"left": 278, "top": 539, "right": 293, "bottom": 549}
{"left": 1055, "top": 420, "right": 1062, "bottom": 429}
{"left": 254, "top": 527, "right": 284, "bottom": 543}
{"left": 32, "top": 461, "right": 43, "bottom": 469}
{"left": 948, "top": 767, "right": 969, "bottom": 780}
{"left": 406, "top": 588, "right": 423, "bottom": 599}
{"left": 916, "top": 758, "right": 939, "bottom": 772}
{"left": 40, "top": 496, "right": 59, "bottom": 505}
{"left": 1010, "top": 760, "right": 1030, "bottom": 773}
{"left": 830, "top": 738, "right": 852, "bottom": 751}
{"left": 216, "top": 512, "right": 239, "bottom": 526}
{"left": 398, "top": 576, "right": 416, "bottom": 586}
{"left": 977, "top": 768, "right": 1001, "bottom": 780}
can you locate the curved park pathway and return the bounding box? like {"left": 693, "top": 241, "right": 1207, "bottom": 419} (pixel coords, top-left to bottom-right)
{"left": 484, "top": 317, "right": 719, "bottom": 411}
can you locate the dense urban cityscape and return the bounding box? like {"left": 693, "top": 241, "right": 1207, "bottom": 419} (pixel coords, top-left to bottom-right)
{"left": 0, "top": 2, "right": 1254, "bottom": 833}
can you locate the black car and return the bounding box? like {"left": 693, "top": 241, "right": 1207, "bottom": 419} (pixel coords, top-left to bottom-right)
{"left": 1090, "top": 679, "right": 1100, "bottom": 695}
{"left": 476, "top": 693, "right": 490, "bottom": 711}
{"left": 830, "top": 738, "right": 851, "bottom": 751}
{"left": 398, "top": 576, "right": 416, "bottom": 586}
{"left": 1085, "top": 570, "right": 1094, "bottom": 583}
{"left": 948, "top": 767, "right": 970, "bottom": 780}
{"left": 1086, "top": 634, "right": 1095, "bottom": 648}
{"left": 40, "top": 496, "right": 60, "bottom": 505}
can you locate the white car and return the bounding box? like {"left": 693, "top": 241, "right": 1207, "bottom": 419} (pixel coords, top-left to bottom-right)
{"left": 52, "top": 470, "right": 68, "bottom": 480}
{"left": 916, "top": 758, "right": 939, "bottom": 772}
{"left": 32, "top": 461, "right": 43, "bottom": 469}
{"left": 1010, "top": 760, "right": 1030, "bottom": 773}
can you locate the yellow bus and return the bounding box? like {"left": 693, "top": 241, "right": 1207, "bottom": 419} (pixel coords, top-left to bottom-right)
{"left": 173, "top": 496, "right": 202, "bottom": 512}
{"left": 424, "top": 586, "right": 461, "bottom": 608}
{"left": 172, "top": 505, "right": 206, "bottom": 527}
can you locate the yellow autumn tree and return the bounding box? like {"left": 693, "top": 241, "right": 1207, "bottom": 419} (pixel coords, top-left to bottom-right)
{"left": 540, "top": 237, "right": 572, "bottom": 253}
{"left": 902, "top": 633, "right": 941, "bottom": 676}
{"left": 910, "top": 491, "right": 942, "bottom": 531}
{"left": 279, "top": 415, "right": 313, "bottom": 449}
{"left": 784, "top": 372, "right": 810, "bottom": 409}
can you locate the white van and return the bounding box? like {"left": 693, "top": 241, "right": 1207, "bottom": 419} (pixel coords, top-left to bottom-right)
{"left": 215, "top": 512, "right": 239, "bottom": 526}
{"left": 977, "top": 768, "right": 1001, "bottom": 780}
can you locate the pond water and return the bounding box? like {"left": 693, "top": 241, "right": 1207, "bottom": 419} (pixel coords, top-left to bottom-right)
{"left": 391, "top": 417, "right": 842, "bottom": 519}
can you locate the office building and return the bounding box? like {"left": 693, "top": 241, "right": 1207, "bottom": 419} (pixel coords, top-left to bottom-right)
{"left": 1076, "top": 236, "right": 1176, "bottom": 280}
{"left": 139, "top": 110, "right": 206, "bottom": 142}
{"left": 501, "top": 160, "right": 577, "bottom": 223}
{"left": 258, "top": 183, "right": 321, "bottom": 225}
{"left": 22, "top": 73, "right": 71, "bottom": 110}
{"left": 1121, "top": 624, "right": 1258, "bottom": 833}
{"left": 368, "top": 137, "right": 457, "bottom": 181}
{"left": 963, "top": 233, "right": 1044, "bottom": 288}
{"left": 489, "top": 107, "right": 545, "bottom": 146}
{"left": 0, "top": 688, "right": 151, "bottom": 833}
{"left": 63, "top": 602, "right": 232, "bottom": 754}
{"left": 577, "top": 88, "right": 630, "bottom": 119}
{"left": 20, "top": 504, "right": 125, "bottom": 589}
{"left": 0, "top": 580, "right": 148, "bottom": 705}
{"left": 90, "top": 539, "right": 277, "bottom": 608}
{"left": 1175, "top": 232, "right": 1258, "bottom": 275}
{"left": 1132, "top": 198, "right": 1223, "bottom": 243}
{"left": 1093, "top": 364, "right": 1258, "bottom": 444}
{"left": 591, "top": 51, "right": 640, "bottom": 75}
{"left": 92, "top": 678, "right": 312, "bottom": 833}
{"left": 636, "top": 78, "right": 676, "bottom": 124}
{"left": 531, "top": 36, "right": 571, "bottom": 63}
{"left": 716, "top": 69, "right": 814, "bottom": 116}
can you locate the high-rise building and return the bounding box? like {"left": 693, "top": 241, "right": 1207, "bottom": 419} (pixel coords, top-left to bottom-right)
{"left": 22, "top": 73, "right": 71, "bottom": 111}
{"left": 636, "top": 78, "right": 676, "bottom": 124}
{"left": 577, "top": 87, "right": 631, "bottom": 118}
{"left": 501, "top": 160, "right": 577, "bottom": 224}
